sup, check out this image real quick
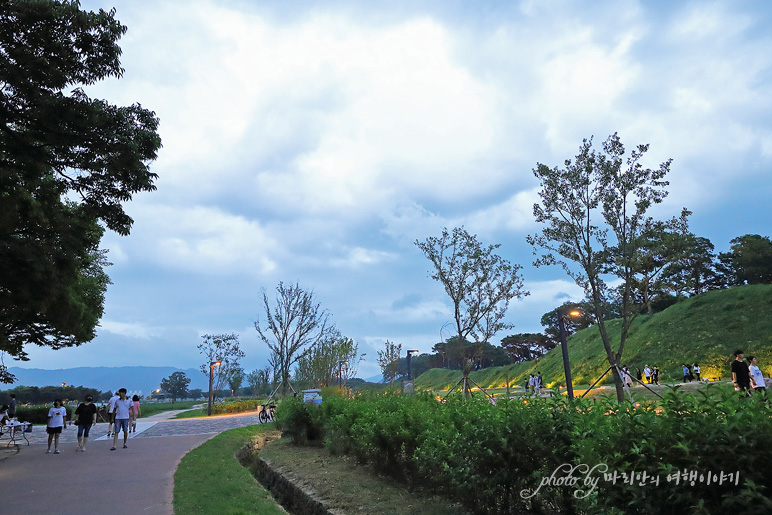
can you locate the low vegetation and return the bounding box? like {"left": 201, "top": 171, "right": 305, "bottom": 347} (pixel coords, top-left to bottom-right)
{"left": 274, "top": 388, "right": 772, "bottom": 514}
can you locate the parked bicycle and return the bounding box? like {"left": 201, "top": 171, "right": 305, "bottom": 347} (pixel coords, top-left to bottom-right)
{"left": 258, "top": 402, "right": 276, "bottom": 424}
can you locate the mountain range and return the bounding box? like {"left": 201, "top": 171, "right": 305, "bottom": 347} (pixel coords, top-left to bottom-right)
{"left": 6, "top": 366, "right": 209, "bottom": 395}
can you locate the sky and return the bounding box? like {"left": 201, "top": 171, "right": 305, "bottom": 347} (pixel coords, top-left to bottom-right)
{"left": 12, "top": 0, "right": 772, "bottom": 381}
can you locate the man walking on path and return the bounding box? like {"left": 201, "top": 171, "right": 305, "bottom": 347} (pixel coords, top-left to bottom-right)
{"left": 8, "top": 393, "right": 16, "bottom": 418}
{"left": 112, "top": 388, "right": 132, "bottom": 451}
{"left": 107, "top": 390, "right": 119, "bottom": 437}
{"left": 732, "top": 350, "right": 752, "bottom": 397}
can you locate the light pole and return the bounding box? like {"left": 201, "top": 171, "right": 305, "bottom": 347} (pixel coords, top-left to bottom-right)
{"left": 338, "top": 360, "right": 348, "bottom": 389}
{"left": 557, "top": 307, "right": 582, "bottom": 400}
{"left": 207, "top": 360, "right": 221, "bottom": 416}
{"left": 407, "top": 350, "right": 419, "bottom": 381}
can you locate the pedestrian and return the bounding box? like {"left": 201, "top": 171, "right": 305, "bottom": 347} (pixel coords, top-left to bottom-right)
{"left": 107, "top": 390, "right": 119, "bottom": 437}
{"left": 731, "top": 350, "right": 752, "bottom": 397}
{"left": 636, "top": 368, "right": 642, "bottom": 382}
{"left": 537, "top": 372, "right": 543, "bottom": 393}
{"left": 748, "top": 356, "right": 766, "bottom": 397}
{"left": 693, "top": 363, "right": 701, "bottom": 381}
{"left": 8, "top": 393, "right": 16, "bottom": 418}
{"left": 524, "top": 376, "right": 530, "bottom": 395}
{"left": 528, "top": 374, "right": 536, "bottom": 396}
{"left": 130, "top": 394, "right": 141, "bottom": 433}
{"left": 652, "top": 366, "right": 660, "bottom": 385}
{"left": 643, "top": 365, "right": 652, "bottom": 384}
{"left": 622, "top": 366, "right": 633, "bottom": 387}
{"left": 111, "top": 388, "right": 132, "bottom": 451}
{"left": 75, "top": 394, "right": 98, "bottom": 451}
{"left": 682, "top": 364, "right": 691, "bottom": 383}
{"left": 0, "top": 405, "right": 10, "bottom": 424}
{"left": 46, "top": 399, "right": 67, "bottom": 454}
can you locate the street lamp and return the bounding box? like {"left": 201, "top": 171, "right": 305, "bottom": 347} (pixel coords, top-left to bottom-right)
{"left": 407, "top": 350, "right": 419, "bottom": 381}
{"left": 338, "top": 360, "right": 349, "bottom": 389}
{"left": 207, "top": 360, "right": 221, "bottom": 416}
{"left": 557, "top": 307, "right": 582, "bottom": 400}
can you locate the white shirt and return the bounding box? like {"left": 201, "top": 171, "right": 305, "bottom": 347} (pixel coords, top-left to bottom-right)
{"left": 750, "top": 365, "right": 766, "bottom": 388}
{"left": 643, "top": 367, "right": 651, "bottom": 377}
{"left": 48, "top": 406, "right": 67, "bottom": 428}
{"left": 114, "top": 398, "right": 132, "bottom": 419}
{"left": 108, "top": 394, "right": 119, "bottom": 413}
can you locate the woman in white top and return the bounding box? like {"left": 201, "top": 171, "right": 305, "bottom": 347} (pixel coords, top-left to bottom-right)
{"left": 749, "top": 356, "right": 767, "bottom": 395}
{"left": 46, "top": 399, "right": 68, "bottom": 454}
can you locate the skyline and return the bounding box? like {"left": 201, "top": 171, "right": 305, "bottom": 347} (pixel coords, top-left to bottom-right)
{"left": 10, "top": 0, "right": 772, "bottom": 381}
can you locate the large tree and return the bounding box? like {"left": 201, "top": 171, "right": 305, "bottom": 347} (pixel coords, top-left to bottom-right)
{"left": 255, "top": 282, "right": 335, "bottom": 396}
{"left": 294, "top": 330, "right": 362, "bottom": 387}
{"left": 198, "top": 333, "right": 245, "bottom": 392}
{"left": 0, "top": 1, "right": 161, "bottom": 381}
{"left": 415, "top": 227, "right": 528, "bottom": 346}
{"left": 528, "top": 133, "right": 683, "bottom": 402}
{"left": 160, "top": 371, "right": 190, "bottom": 403}
{"left": 718, "top": 234, "right": 772, "bottom": 285}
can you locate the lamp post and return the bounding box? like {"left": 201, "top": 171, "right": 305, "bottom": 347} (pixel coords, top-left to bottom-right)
{"left": 338, "top": 360, "right": 348, "bottom": 389}
{"left": 557, "top": 307, "right": 582, "bottom": 400}
{"left": 207, "top": 360, "right": 221, "bottom": 416}
{"left": 407, "top": 350, "right": 419, "bottom": 381}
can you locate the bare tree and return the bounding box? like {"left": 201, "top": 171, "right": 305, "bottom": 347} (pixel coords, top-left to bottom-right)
{"left": 415, "top": 227, "right": 528, "bottom": 347}
{"left": 255, "top": 282, "right": 335, "bottom": 396}
{"left": 528, "top": 133, "right": 684, "bottom": 402}
{"left": 376, "top": 340, "right": 403, "bottom": 385}
{"left": 198, "top": 333, "right": 244, "bottom": 392}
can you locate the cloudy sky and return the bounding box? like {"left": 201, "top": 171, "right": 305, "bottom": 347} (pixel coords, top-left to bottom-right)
{"left": 15, "top": 0, "right": 772, "bottom": 380}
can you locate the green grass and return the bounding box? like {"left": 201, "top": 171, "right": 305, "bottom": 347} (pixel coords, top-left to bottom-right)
{"left": 138, "top": 400, "right": 202, "bottom": 418}
{"left": 173, "top": 424, "right": 283, "bottom": 515}
{"left": 416, "top": 284, "right": 772, "bottom": 392}
{"left": 172, "top": 408, "right": 208, "bottom": 419}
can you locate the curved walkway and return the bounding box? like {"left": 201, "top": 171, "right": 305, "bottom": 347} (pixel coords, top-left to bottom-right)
{"left": 0, "top": 410, "right": 266, "bottom": 515}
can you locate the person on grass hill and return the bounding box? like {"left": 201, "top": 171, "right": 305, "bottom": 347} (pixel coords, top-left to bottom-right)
{"left": 693, "top": 363, "right": 701, "bottom": 381}
{"left": 643, "top": 365, "right": 652, "bottom": 384}
{"left": 748, "top": 356, "right": 767, "bottom": 397}
{"left": 75, "top": 395, "right": 98, "bottom": 451}
{"left": 111, "top": 388, "right": 132, "bottom": 451}
{"left": 107, "top": 390, "right": 119, "bottom": 437}
{"left": 46, "top": 399, "right": 67, "bottom": 454}
{"left": 732, "top": 350, "right": 752, "bottom": 397}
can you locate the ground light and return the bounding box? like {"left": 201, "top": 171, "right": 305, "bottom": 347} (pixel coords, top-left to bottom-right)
{"left": 557, "top": 307, "right": 582, "bottom": 400}
{"left": 207, "top": 360, "right": 221, "bottom": 416}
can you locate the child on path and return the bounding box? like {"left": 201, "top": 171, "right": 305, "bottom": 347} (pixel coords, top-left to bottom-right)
{"left": 46, "top": 399, "right": 67, "bottom": 454}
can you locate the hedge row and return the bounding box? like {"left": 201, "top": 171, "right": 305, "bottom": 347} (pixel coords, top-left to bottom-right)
{"left": 274, "top": 387, "right": 772, "bottom": 514}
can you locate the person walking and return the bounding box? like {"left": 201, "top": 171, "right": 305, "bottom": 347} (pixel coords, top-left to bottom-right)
{"left": 732, "top": 350, "right": 752, "bottom": 397}
{"left": 106, "top": 390, "right": 119, "bottom": 437}
{"left": 636, "top": 367, "right": 643, "bottom": 382}
{"left": 75, "top": 394, "right": 98, "bottom": 451}
{"left": 693, "top": 363, "right": 701, "bottom": 381}
{"left": 682, "top": 364, "right": 691, "bottom": 383}
{"left": 748, "top": 356, "right": 767, "bottom": 397}
{"left": 8, "top": 393, "right": 16, "bottom": 418}
{"left": 652, "top": 366, "right": 660, "bottom": 385}
{"left": 46, "top": 399, "right": 67, "bottom": 454}
{"left": 537, "top": 372, "right": 544, "bottom": 394}
{"left": 643, "top": 365, "right": 652, "bottom": 384}
{"left": 130, "top": 394, "right": 141, "bottom": 433}
{"left": 111, "top": 388, "right": 132, "bottom": 450}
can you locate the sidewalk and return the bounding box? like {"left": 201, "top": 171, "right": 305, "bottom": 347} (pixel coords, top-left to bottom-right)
{"left": 0, "top": 409, "right": 265, "bottom": 514}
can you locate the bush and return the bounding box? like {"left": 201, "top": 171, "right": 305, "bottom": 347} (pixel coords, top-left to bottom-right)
{"left": 210, "top": 399, "right": 263, "bottom": 415}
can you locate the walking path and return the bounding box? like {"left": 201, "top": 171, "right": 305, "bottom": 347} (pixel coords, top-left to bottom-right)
{"left": 0, "top": 409, "right": 266, "bottom": 514}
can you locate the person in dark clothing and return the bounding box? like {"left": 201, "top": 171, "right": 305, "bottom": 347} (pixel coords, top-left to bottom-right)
{"left": 75, "top": 394, "right": 98, "bottom": 451}
{"left": 8, "top": 394, "right": 16, "bottom": 418}
{"left": 731, "top": 349, "right": 752, "bottom": 397}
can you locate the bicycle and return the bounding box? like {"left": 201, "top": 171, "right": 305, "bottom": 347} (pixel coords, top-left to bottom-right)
{"left": 258, "top": 402, "right": 276, "bottom": 424}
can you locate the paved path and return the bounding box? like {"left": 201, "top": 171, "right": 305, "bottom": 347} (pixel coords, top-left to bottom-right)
{"left": 0, "top": 410, "right": 266, "bottom": 514}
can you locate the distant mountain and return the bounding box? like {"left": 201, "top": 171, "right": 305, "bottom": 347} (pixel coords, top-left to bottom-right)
{"left": 7, "top": 366, "right": 208, "bottom": 395}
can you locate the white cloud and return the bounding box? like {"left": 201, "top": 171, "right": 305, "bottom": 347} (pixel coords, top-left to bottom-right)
{"left": 99, "top": 320, "right": 158, "bottom": 340}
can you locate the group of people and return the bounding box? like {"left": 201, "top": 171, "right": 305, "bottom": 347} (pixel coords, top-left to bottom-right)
{"left": 681, "top": 363, "right": 702, "bottom": 382}
{"left": 731, "top": 350, "right": 767, "bottom": 397}
{"left": 525, "top": 372, "right": 544, "bottom": 395}
{"left": 43, "top": 387, "right": 142, "bottom": 454}
{"left": 624, "top": 365, "right": 661, "bottom": 386}
{"left": 0, "top": 393, "right": 18, "bottom": 424}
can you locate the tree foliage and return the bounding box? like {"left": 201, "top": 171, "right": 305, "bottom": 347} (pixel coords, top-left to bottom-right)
{"left": 528, "top": 133, "right": 682, "bottom": 402}
{"left": 295, "top": 330, "right": 362, "bottom": 387}
{"left": 160, "top": 371, "right": 190, "bottom": 403}
{"left": 719, "top": 234, "right": 772, "bottom": 285}
{"left": 500, "top": 333, "right": 555, "bottom": 363}
{"left": 197, "top": 333, "right": 244, "bottom": 392}
{"left": 255, "top": 282, "right": 335, "bottom": 395}
{"left": 0, "top": 1, "right": 161, "bottom": 380}
{"left": 415, "top": 227, "right": 528, "bottom": 345}
{"left": 376, "top": 340, "right": 402, "bottom": 385}
{"left": 246, "top": 367, "right": 272, "bottom": 397}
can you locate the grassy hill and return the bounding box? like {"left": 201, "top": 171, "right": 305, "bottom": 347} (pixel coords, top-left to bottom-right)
{"left": 415, "top": 284, "right": 772, "bottom": 391}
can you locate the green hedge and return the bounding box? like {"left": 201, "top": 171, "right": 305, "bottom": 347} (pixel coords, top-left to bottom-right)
{"left": 274, "top": 387, "right": 772, "bottom": 514}
{"left": 210, "top": 399, "right": 265, "bottom": 415}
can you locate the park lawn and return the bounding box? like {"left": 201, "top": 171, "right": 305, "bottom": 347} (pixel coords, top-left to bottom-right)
{"left": 172, "top": 407, "right": 208, "bottom": 419}
{"left": 138, "top": 400, "right": 202, "bottom": 418}
{"left": 174, "top": 424, "right": 283, "bottom": 515}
